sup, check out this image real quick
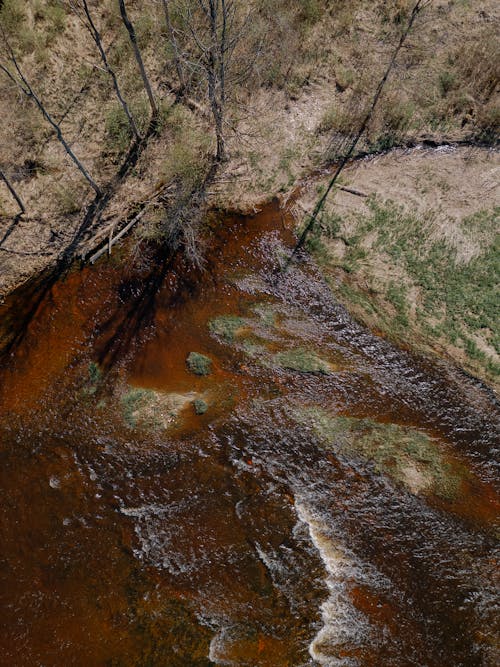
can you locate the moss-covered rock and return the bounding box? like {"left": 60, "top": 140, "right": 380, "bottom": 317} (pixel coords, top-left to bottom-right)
{"left": 186, "top": 352, "right": 212, "bottom": 376}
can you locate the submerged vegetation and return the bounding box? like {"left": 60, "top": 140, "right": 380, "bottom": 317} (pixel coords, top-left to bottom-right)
{"left": 293, "top": 407, "right": 470, "bottom": 500}
{"left": 209, "top": 315, "right": 246, "bottom": 343}
{"left": 273, "top": 348, "right": 332, "bottom": 375}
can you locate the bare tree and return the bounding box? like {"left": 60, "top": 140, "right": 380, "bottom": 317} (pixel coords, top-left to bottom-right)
{"left": 0, "top": 167, "right": 25, "bottom": 215}
{"left": 173, "top": 0, "right": 249, "bottom": 162}
{"left": 0, "top": 26, "right": 101, "bottom": 196}
{"left": 69, "top": 0, "right": 140, "bottom": 141}
{"left": 118, "top": 0, "right": 158, "bottom": 120}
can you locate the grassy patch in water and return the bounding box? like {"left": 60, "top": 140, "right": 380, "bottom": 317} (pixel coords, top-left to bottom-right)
{"left": 121, "top": 387, "right": 192, "bottom": 429}
{"left": 186, "top": 352, "right": 212, "bottom": 376}
{"left": 273, "top": 348, "right": 331, "bottom": 374}
{"left": 82, "top": 361, "right": 102, "bottom": 397}
{"left": 241, "top": 337, "right": 267, "bottom": 359}
{"left": 121, "top": 388, "right": 159, "bottom": 428}
{"left": 294, "top": 407, "right": 467, "bottom": 500}
{"left": 250, "top": 304, "right": 278, "bottom": 328}
{"left": 208, "top": 315, "right": 245, "bottom": 342}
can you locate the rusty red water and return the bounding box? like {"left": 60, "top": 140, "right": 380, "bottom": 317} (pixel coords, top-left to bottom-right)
{"left": 0, "top": 200, "right": 498, "bottom": 666}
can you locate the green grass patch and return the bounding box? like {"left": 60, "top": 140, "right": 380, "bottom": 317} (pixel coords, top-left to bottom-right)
{"left": 250, "top": 304, "right": 278, "bottom": 328}
{"left": 273, "top": 348, "right": 331, "bottom": 374}
{"left": 121, "top": 387, "right": 157, "bottom": 428}
{"left": 311, "top": 198, "right": 500, "bottom": 380}
{"left": 208, "top": 315, "right": 245, "bottom": 342}
{"left": 294, "top": 407, "right": 467, "bottom": 499}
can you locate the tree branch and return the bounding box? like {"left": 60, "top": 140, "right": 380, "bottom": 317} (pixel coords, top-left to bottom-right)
{"left": 0, "top": 167, "right": 25, "bottom": 215}
{"left": 0, "top": 26, "right": 102, "bottom": 196}
{"left": 285, "top": 0, "right": 427, "bottom": 266}
{"left": 118, "top": 0, "right": 158, "bottom": 119}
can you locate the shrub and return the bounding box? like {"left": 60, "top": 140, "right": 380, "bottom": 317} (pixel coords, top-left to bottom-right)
{"left": 474, "top": 102, "right": 500, "bottom": 145}
{"left": 439, "top": 70, "right": 456, "bottom": 97}
{"left": 104, "top": 99, "right": 149, "bottom": 154}
{"left": 335, "top": 64, "right": 355, "bottom": 92}
{"left": 159, "top": 109, "right": 211, "bottom": 190}
{"left": 186, "top": 352, "right": 212, "bottom": 376}
{"left": 54, "top": 183, "right": 84, "bottom": 215}
{"left": 193, "top": 398, "right": 208, "bottom": 415}
{"left": 299, "top": 0, "right": 322, "bottom": 26}
{"left": 0, "top": 0, "right": 26, "bottom": 35}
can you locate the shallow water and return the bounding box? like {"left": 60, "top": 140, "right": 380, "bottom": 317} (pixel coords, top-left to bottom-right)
{"left": 0, "top": 200, "right": 498, "bottom": 666}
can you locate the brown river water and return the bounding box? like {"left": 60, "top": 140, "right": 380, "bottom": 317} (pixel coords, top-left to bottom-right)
{"left": 0, "top": 200, "right": 498, "bottom": 666}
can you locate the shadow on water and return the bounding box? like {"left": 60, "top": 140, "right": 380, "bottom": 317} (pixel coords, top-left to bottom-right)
{"left": 0, "top": 199, "right": 498, "bottom": 666}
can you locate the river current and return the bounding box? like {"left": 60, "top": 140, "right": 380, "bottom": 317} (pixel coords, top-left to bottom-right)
{"left": 0, "top": 200, "right": 498, "bottom": 666}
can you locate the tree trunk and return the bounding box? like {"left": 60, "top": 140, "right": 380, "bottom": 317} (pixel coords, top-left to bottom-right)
{"left": 118, "top": 0, "right": 158, "bottom": 119}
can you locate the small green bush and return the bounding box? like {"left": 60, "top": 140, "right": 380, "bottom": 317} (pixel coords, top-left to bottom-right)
{"left": 88, "top": 362, "right": 101, "bottom": 384}
{"left": 299, "top": 0, "right": 322, "bottom": 25}
{"left": 105, "top": 99, "right": 149, "bottom": 154}
{"left": 439, "top": 70, "right": 457, "bottom": 97}
{"left": 186, "top": 352, "right": 212, "bottom": 376}
{"left": 193, "top": 399, "right": 208, "bottom": 415}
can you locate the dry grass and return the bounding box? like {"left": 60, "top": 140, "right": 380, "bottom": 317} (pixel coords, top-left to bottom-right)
{"left": 297, "top": 146, "right": 500, "bottom": 388}
{"left": 0, "top": 0, "right": 498, "bottom": 292}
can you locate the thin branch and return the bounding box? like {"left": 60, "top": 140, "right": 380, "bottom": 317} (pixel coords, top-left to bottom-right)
{"left": 0, "top": 26, "right": 101, "bottom": 196}
{"left": 285, "top": 0, "right": 427, "bottom": 266}
{"left": 162, "top": 0, "right": 186, "bottom": 95}
{"left": 70, "top": 0, "right": 140, "bottom": 140}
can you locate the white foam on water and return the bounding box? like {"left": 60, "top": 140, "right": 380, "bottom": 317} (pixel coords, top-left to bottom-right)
{"left": 119, "top": 500, "right": 211, "bottom": 574}
{"left": 208, "top": 627, "right": 241, "bottom": 667}
{"left": 295, "top": 499, "right": 374, "bottom": 667}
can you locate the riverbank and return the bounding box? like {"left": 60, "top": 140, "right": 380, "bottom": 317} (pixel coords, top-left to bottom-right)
{"left": 1, "top": 0, "right": 497, "bottom": 296}
{"left": 2, "top": 143, "right": 498, "bottom": 394}
{"left": 293, "top": 144, "right": 500, "bottom": 390}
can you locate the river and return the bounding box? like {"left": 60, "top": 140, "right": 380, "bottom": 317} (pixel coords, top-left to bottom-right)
{"left": 0, "top": 199, "right": 498, "bottom": 666}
